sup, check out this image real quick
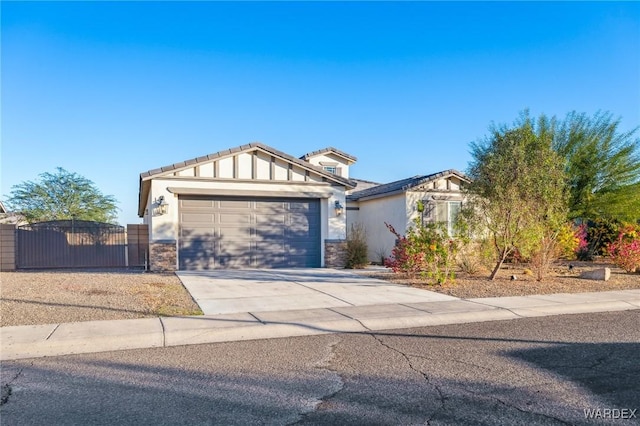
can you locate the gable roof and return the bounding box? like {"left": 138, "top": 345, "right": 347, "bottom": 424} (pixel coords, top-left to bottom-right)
{"left": 300, "top": 147, "right": 357, "bottom": 164}
{"left": 0, "top": 201, "right": 6, "bottom": 214}
{"left": 347, "top": 177, "right": 382, "bottom": 194}
{"left": 347, "top": 169, "right": 470, "bottom": 201}
{"left": 139, "top": 142, "right": 357, "bottom": 216}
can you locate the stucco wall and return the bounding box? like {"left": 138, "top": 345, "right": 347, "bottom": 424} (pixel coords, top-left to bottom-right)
{"left": 353, "top": 193, "right": 407, "bottom": 263}
{"left": 304, "top": 153, "right": 351, "bottom": 178}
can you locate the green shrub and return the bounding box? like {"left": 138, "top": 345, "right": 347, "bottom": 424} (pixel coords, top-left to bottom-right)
{"left": 384, "top": 219, "right": 458, "bottom": 285}
{"left": 453, "top": 211, "right": 493, "bottom": 275}
{"left": 578, "top": 218, "right": 621, "bottom": 260}
{"left": 456, "top": 240, "right": 493, "bottom": 275}
{"left": 345, "top": 223, "right": 369, "bottom": 269}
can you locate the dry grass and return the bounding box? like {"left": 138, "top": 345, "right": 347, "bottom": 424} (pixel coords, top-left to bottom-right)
{"left": 362, "top": 260, "right": 640, "bottom": 299}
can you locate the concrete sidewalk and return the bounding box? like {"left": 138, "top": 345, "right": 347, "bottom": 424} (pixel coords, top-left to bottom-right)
{"left": 2, "top": 289, "right": 639, "bottom": 361}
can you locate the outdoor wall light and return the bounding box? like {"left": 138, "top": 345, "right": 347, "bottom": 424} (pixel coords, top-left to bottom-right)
{"left": 334, "top": 200, "right": 344, "bottom": 216}
{"left": 155, "top": 196, "right": 169, "bottom": 216}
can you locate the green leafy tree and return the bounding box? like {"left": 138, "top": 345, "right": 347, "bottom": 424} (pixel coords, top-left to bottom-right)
{"left": 465, "top": 113, "right": 568, "bottom": 280}
{"left": 543, "top": 111, "right": 640, "bottom": 222}
{"left": 6, "top": 167, "right": 119, "bottom": 224}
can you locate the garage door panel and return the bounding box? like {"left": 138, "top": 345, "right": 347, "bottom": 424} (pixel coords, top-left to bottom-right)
{"left": 179, "top": 196, "right": 320, "bottom": 270}
{"left": 181, "top": 223, "right": 220, "bottom": 237}
{"left": 256, "top": 214, "right": 286, "bottom": 225}
{"left": 286, "top": 255, "right": 318, "bottom": 267}
{"left": 254, "top": 255, "right": 287, "bottom": 268}
{"left": 181, "top": 213, "right": 215, "bottom": 224}
{"left": 219, "top": 213, "right": 252, "bottom": 225}
{"left": 288, "top": 201, "right": 318, "bottom": 212}
{"left": 218, "top": 228, "right": 253, "bottom": 241}
{"left": 256, "top": 231, "right": 287, "bottom": 241}
{"left": 180, "top": 246, "right": 217, "bottom": 269}
{"left": 287, "top": 239, "right": 318, "bottom": 249}
{"left": 287, "top": 248, "right": 319, "bottom": 257}
{"left": 219, "top": 199, "right": 253, "bottom": 209}
{"left": 255, "top": 200, "right": 286, "bottom": 211}
{"left": 290, "top": 213, "right": 319, "bottom": 224}
{"left": 255, "top": 240, "right": 286, "bottom": 252}
{"left": 288, "top": 225, "right": 317, "bottom": 235}
{"left": 181, "top": 199, "right": 215, "bottom": 208}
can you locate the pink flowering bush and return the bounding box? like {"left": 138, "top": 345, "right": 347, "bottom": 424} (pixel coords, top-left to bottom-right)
{"left": 384, "top": 220, "right": 457, "bottom": 285}
{"left": 575, "top": 223, "right": 589, "bottom": 255}
{"left": 607, "top": 225, "right": 640, "bottom": 273}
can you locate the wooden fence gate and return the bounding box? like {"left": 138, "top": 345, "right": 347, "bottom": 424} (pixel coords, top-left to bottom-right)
{"left": 16, "top": 220, "right": 127, "bottom": 269}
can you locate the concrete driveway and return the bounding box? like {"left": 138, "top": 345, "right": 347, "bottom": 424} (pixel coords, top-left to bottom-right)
{"left": 176, "top": 268, "right": 458, "bottom": 315}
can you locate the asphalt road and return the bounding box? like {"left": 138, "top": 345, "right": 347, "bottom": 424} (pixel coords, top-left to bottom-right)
{"left": 1, "top": 310, "right": 639, "bottom": 425}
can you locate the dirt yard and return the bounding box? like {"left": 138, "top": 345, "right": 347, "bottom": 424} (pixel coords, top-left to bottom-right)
{"left": 361, "top": 260, "right": 640, "bottom": 299}
{"left": 1, "top": 261, "right": 637, "bottom": 327}
{"left": 0, "top": 270, "right": 202, "bottom": 327}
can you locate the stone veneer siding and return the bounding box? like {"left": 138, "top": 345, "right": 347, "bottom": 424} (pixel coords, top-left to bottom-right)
{"left": 324, "top": 239, "right": 347, "bottom": 268}
{"left": 150, "top": 240, "right": 177, "bottom": 272}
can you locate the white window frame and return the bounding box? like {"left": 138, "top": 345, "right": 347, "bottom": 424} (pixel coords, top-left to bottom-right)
{"left": 423, "top": 200, "right": 462, "bottom": 236}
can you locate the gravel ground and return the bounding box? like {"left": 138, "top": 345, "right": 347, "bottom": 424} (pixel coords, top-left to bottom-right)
{"left": 0, "top": 270, "right": 202, "bottom": 327}
{"left": 363, "top": 260, "right": 640, "bottom": 299}
{"left": 1, "top": 261, "right": 638, "bottom": 327}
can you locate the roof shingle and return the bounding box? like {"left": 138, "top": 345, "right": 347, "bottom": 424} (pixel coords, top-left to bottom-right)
{"left": 300, "top": 147, "right": 357, "bottom": 163}
{"left": 347, "top": 169, "right": 469, "bottom": 201}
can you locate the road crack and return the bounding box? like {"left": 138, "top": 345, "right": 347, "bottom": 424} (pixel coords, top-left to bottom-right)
{"left": 288, "top": 336, "right": 344, "bottom": 425}
{"left": 409, "top": 352, "right": 493, "bottom": 372}
{"left": 461, "top": 385, "right": 573, "bottom": 425}
{"left": 368, "top": 333, "right": 447, "bottom": 424}
{"left": 1, "top": 367, "right": 26, "bottom": 407}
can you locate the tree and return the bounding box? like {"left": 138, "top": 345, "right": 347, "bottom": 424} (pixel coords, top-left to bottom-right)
{"left": 465, "top": 113, "right": 568, "bottom": 280}
{"left": 544, "top": 111, "right": 640, "bottom": 222}
{"left": 6, "top": 168, "right": 119, "bottom": 224}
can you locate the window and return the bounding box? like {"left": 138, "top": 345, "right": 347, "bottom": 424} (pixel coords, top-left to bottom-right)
{"left": 426, "top": 200, "right": 462, "bottom": 236}
{"left": 323, "top": 166, "right": 337, "bottom": 174}
{"left": 448, "top": 201, "right": 462, "bottom": 235}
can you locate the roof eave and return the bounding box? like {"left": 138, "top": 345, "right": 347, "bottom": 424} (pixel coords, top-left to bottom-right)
{"left": 300, "top": 147, "right": 357, "bottom": 164}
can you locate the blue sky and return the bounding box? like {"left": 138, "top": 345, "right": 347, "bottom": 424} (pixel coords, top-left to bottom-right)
{"left": 2, "top": 1, "right": 639, "bottom": 225}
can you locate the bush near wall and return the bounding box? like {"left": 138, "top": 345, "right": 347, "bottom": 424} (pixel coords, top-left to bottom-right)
{"left": 345, "top": 223, "right": 368, "bottom": 269}
{"left": 384, "top": 220, "right": 457, "bottom": 285}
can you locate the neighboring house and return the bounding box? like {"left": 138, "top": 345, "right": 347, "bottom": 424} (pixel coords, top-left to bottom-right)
{"left": 0, "top": 201, "right": 27, "bottom": 226}
{"left": 138, "top": 143, "right": 468, "bottom": 271}
{"left": 346, "top": 170, "right": 470, "bottom": 264}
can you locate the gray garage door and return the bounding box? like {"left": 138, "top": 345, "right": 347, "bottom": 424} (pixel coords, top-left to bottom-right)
{"left": 179, "top": 196, "right": 321, "bottom": 270}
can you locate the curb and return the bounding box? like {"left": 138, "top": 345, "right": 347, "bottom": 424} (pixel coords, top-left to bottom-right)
{"left": 1, "top": 291, "right": 639, "bottom": 361}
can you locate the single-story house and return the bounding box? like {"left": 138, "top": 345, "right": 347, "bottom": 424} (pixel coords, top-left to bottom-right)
{"left": 138, "top": 143, "right": 468, "bottom": 271}
{"left": 346, "top": 170, "right": 470, "bottom": 264}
